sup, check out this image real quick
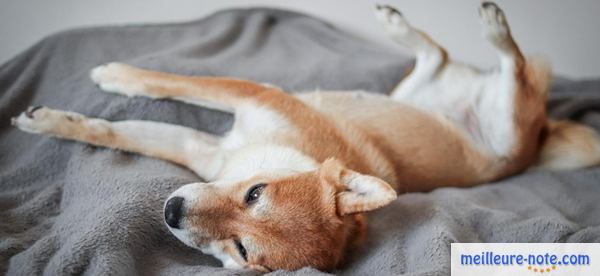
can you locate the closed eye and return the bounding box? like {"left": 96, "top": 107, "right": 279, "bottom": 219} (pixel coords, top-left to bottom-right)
{"left": 234, "top": 239, "right": 247, "bottom": 261}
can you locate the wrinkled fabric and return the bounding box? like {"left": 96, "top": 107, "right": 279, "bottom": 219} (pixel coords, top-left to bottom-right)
{"left": 0, "top": 8, "right": 599, "bottom": 276}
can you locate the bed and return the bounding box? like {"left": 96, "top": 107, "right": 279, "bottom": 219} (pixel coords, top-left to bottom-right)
{"left": 1, "top": 8, "right": 599, "bottom": 275}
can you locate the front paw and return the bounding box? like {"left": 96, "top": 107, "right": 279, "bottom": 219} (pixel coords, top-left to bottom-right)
{"left": 12, "top": 106, "right": 54, "bottom": 134}
{"left": 90, "top": 62, "right": 144, "bottom": 97}
{"left": 12, "top": 106, "right": 82, "bottom": 134}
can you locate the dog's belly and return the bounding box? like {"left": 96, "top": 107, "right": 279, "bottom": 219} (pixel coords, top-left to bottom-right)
{"left": 296, "top": 91, "right": 502, "bottom": 191}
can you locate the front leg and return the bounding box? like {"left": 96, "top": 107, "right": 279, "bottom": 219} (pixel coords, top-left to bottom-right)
{"left": 12, "top": 106, "right": 225, "bottom": 180}
{"left": 90, "top": 63, "right": 279, "bottom": 112}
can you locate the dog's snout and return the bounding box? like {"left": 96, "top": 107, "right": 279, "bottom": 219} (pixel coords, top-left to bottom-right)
{"left": 164, "top": 196, "right": 185, "bottom": 229}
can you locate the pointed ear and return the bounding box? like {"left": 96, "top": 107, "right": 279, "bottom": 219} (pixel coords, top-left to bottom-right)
{"left": 320, "top": 158, "right": 397, "bottom": 216}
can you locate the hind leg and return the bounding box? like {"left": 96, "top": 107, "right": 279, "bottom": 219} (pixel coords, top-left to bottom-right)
{"left": 479, "top": 2, "right": 524, "bottom": 71}
{"left": 474, "top": 2, "right": 539, "bottom": 157}
{"left": 375, "top": 5, "right": 449, "bottom": 100}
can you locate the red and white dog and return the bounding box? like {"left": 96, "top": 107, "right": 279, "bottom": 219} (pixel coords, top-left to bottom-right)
{"left": 12, "top": 2, "right": 600, "bottom": 272}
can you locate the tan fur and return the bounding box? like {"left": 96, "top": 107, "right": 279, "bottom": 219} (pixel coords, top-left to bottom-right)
{"left": 534, "top": 120, "right": 600, "bottom": 170}
{"left": 297, "top": 92, "right": 499, "bottom": 191}
{"left": 499, "top": 57, "right": 550, "bottom": 177}
{"left": 179, "top": 165, "right": 366, "bottom": 271}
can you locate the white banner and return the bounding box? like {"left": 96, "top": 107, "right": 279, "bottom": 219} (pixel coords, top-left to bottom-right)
{"left": 451, "top": 243, "right": 600, "bottom": 275}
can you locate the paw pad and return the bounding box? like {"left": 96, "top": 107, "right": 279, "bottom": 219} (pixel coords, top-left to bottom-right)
{"left": 25, "top": 106, "right": 44, "bottom": 118}
{"left": 376, "top": 4, "right": 402, "bottom": 16}
{"left": 481, "top": 1, "right": 498, "bottom": 10}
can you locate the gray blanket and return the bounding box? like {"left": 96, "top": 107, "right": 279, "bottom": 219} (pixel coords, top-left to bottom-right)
{"left": 1, "top": 8, "right": 599, "bottom": 276}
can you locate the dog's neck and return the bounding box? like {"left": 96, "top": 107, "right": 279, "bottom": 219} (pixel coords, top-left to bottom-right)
{"left": 217, "top": 144, "right": 319, "bottom": 180}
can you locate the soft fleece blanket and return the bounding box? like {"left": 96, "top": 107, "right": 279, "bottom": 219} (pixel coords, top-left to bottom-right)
{"left": 1, "top": 8, "right": 599, "bottom": 276}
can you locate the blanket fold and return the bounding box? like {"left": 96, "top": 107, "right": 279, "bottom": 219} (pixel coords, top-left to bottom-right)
{"left": 1, "top": 7, "right": 599, "bottom": 276}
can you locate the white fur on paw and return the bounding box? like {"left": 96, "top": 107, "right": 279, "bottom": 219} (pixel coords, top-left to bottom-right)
{"left": 90, "top": 62, "right": 144, "bottom": 97}
{"left": 11, "top": 106, "right": 72, "bottom": 134}
{"left": 375, "top": 5, "right": 411, "bottom": 36}
{"left": 479, "top": 2, "right": 510, "bottom": 41}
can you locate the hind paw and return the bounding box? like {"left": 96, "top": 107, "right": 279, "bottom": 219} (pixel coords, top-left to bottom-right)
{"left": 479, "top": 2, "right": 511, "bottom": 43}
{"left": 375, "top": 4, "right": 412, "bottom": 37}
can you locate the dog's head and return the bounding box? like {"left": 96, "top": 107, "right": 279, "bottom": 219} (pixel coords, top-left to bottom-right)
{"left": 163, "top": 158, "right": 396, "bottom": 272}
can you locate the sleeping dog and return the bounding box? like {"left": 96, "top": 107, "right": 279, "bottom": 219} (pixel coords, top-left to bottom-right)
{"left": 12, "top": 2, "right": 600, "bottom": 272}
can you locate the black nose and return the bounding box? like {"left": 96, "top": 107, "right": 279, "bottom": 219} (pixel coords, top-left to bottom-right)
{"left": 164, "top": 197, "right": 185, "bottom": 229}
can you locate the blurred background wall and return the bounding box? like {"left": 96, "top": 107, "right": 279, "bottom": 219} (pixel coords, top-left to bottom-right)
{"left": 1, "top": 0, "right": 599, "bottom": 79}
